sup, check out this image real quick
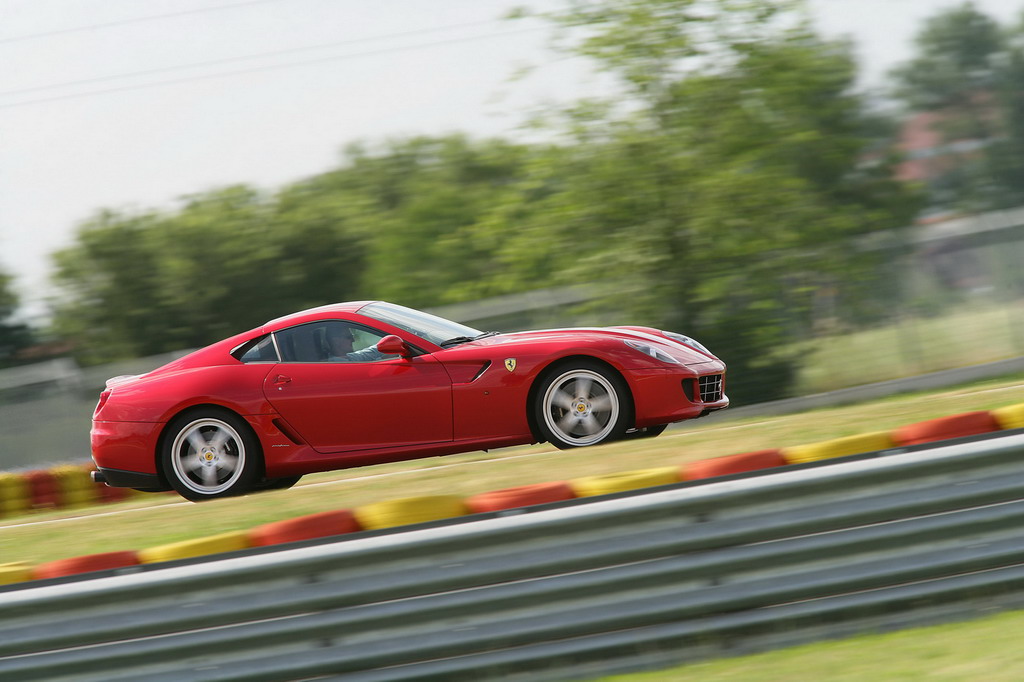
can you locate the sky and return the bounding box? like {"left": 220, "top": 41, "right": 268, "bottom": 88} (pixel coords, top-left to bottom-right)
{"left": 1, "top": 0, "right": 1022, "bottom": 319}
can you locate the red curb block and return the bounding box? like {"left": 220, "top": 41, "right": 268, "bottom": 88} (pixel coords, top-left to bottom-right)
{"left": 465, "top": 481, "right": 576, "bottom": 513}
{"left": 32, "top": 551, "right": 140, "bottom": 579}
{"left": 248, "top": 510, "right": 363, "bottom": 546}
{"left": 893, "top": 411, "right": 1000, "bottom": 446}
{"left": 685, "top": 449, "right": 787, "bottom": 480}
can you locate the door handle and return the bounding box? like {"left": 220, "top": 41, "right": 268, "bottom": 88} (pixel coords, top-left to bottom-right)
{"left": 273, "top": 374, "right": 292, "bottom": 386}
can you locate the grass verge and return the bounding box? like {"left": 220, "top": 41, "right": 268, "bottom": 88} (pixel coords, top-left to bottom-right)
{"left": 599, "top": 607, "right": 1024, "bottom": 681}
{"left": 3, "top": 373, "right": 1024, "bottom": 565}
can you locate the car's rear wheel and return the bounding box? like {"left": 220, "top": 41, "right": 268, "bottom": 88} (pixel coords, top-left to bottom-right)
{"left": 161, "top": 409, "right": 262, "bottom": 501}
{"left": 534, "top": 361, "right": 631, "bottom": 449}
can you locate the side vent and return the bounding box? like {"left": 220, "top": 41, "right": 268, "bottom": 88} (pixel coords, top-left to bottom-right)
{"left": 272, "top": 418, "right": 304, "bottom": 445}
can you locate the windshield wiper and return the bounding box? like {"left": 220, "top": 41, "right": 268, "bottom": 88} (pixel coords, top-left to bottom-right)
{"left": 438, "top": 331, "right": 500, "bottom": 348}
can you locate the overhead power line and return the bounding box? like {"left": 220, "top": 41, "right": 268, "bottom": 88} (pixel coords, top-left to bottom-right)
{"left": 0, "top": 0, "right": 303, "bottom": 45}
{"left": 0, "top": 25, "right": 546, "bottom": 111}
{"left": 0, "top": 19, "right": 505, "bottom": 99}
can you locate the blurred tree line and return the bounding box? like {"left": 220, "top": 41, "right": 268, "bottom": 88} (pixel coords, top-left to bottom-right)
{"left": 0, "top": 269, "right": 32, "bottom": 368}
{"left": 48, "top": 0, "right": 1016, "bottom": 404}
{"left": 890, "top": 2, "right": 1024, "bottom": 212}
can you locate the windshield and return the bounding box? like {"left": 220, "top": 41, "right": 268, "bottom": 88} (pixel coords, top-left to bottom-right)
{"left": 359, "top": 302, "right": 484, "bottom": 347}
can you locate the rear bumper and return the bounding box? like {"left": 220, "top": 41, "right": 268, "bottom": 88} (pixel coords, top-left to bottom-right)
{"left": 93, "top": 467, "right": 169, "bottom": 491}
{"left": 91, "top": 420, "right": 163, "bottom": 474}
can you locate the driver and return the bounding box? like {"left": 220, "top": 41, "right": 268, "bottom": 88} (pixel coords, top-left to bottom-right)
{"left": 325, "top": 323, "right": 384, "bottom": 362}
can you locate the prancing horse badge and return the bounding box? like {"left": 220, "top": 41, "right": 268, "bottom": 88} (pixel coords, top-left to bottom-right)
{"left": 504, "top": 358, "right": 517, "bottom": 373}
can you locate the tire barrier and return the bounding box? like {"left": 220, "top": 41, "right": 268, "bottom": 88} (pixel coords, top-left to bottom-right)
{"left": 685, "top": 449, "right": 787, "bottom": 480}
{"left": 465, "top": 481, "right": 576, "bottom": 513}
{"left": 893, "top": 410, "right": 1001, "bottom": 446}
{"left": 248, "top": 510, "right": 363, "bottom": 547}
{"left": 354, "top": 495, "right": 468, "bottom": 531}
{"left": 51, "top": 465, "right": 97, "bottom": 509}
{"left": 24, "top": 470, "right": 61, "bottom": 510}
{"left": 32, "top": 552, "right": 140, "bottom": 580}
{"left": 569, "top": 467, "right": 680, "bottom": 497}
{"left": 782, "top": 431, "right": 896, "bottom": 465}
{"left": 0, "top": 473, "right": 29, "bottom": 518}
{"left": 137, "top": 531, "right": 251, "bottom": 565}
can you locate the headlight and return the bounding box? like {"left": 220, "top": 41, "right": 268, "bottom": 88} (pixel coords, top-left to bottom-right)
{"left": 664, "top": 331, "right": 711, "bottom": 355}
{"left": 624, "top": 340, "right": 681, "bottom": 364}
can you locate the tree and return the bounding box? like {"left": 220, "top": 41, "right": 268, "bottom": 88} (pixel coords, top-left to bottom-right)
{"left": 518, "top": 0, "right": 920, "bottom": 402}
{"left": 51, "top": 185, "right": 366, "bottom": 363}
{"left": 889, "top": 2, "right": 1024, "bottom": 211}
{"left": 49, "top": 0, "right": 922, "bottom": 407}
{"left": 0, "top": 269, "right": 31, "bottom": 367}
{"left": 891, "top": 2, "right": 1003, "bottom": 111}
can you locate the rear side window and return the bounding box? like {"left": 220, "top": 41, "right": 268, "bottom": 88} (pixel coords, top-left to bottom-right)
{"left": 234, "top": 335, "right": 278, "bottom": 363}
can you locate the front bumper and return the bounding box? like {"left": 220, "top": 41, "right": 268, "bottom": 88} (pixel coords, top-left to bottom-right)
{"left": 627, "top": 367, "right": 729, "bottom": 428}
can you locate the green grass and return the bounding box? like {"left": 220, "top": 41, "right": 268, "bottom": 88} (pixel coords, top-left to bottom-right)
{"left": 3, "top": 373, "right": 1024, "bottom": 565}
{"left": 599, "top": 608, "right": 1024, "bottom": 681}
{"left": 795, "top": 303, "right": 1024, "bottom": 393}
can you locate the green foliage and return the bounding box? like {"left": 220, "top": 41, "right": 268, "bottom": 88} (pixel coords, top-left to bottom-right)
{"left": 52, "top": 186, "right": 365, "bottom": 364}
{"left": 49, "top": 0, "right": 921, "bottom": 405}
{"left": 890, "top": 2, "right": 1004, "bottom": 111}
{"left": 0, "top": 269, "right": 32, "bottom": 367}
{"left": 889, "top": 2, "right": 1024, "bottom": 211}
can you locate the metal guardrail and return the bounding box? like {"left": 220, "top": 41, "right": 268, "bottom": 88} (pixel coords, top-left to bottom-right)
{"left": 4, "top": 433, "right": 1024, "bottom": 680}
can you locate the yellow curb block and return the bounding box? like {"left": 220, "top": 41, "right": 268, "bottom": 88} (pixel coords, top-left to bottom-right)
{"left": 354, "top": 495, "right": 467, "bottom": 530}
{"left": 569, "top": 467, "right": 680, "bottom": 497}
{"left": 992, "top": 403, "right": 1024, "bottom": 431}
{"left": 0, "top": 562, "right": 33, "bottom": 585}
{"left": 137, "top": 530, "right": 251, "bottom": 564}
{"left": 782, "top": 431, "right": 896, "bottom": 465}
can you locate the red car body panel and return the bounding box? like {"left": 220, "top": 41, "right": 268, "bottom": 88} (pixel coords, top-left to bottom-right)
{"left": 91, "top": 302, "right": 728, "bottom": 487}
{"left": 262, "top": 355, "right": 453, "bottom": 452}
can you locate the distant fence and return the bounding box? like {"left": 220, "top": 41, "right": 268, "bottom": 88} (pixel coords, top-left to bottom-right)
{"left": 0, "top": 351, "right": 191, "bottom": 471}
{"left": 3, "top": 432, "right": 1024, "bottom": 680}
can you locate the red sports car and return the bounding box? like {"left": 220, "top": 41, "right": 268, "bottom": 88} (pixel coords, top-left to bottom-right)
{"left": 91, "top": 302, "right": 728, "bottom": 500}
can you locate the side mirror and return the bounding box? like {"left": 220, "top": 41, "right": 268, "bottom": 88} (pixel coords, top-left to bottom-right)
{"left": 376, "top": 334, "right": 411, "bottom": 358}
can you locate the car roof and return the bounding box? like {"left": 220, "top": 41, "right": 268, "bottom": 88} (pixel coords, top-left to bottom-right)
{"left": 262, "top": 301, "right": 375, "bottom": 330}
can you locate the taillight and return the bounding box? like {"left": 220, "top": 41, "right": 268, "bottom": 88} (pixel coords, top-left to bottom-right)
{"left": 94, "top": 390, "right": 111, "bottom": 418}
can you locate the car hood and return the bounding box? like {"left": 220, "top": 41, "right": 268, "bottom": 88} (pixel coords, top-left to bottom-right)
{"left": 464, "top": 327, "right": 720, "bottom": 366}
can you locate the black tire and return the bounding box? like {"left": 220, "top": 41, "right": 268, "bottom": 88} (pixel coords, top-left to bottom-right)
{"left": 533, "top": 360, "right": 632, "bottom": 449}
{"left": 252, "top": 475, "right": 302, "bottom": 492}
{"left": 622, "top": 423, "right": 669, "bottom": 440}
{"left": 160, "top": 408, "right": 262, "bottom": 501}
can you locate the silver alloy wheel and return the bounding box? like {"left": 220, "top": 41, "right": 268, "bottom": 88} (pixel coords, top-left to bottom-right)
{"left": 541, "top": 368, "right": 620, "bottom": 446}
{"left": 169, "top": 417, "right": 246, "bottom": 496}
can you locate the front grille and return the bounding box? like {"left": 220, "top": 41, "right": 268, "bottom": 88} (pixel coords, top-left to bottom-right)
{"left": 699, "top": 374, "right": 723, "bottom": 402}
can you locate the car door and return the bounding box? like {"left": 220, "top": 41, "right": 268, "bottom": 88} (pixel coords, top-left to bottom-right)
{"left": 263, "top": 320, "right": 453, "bottom": 453}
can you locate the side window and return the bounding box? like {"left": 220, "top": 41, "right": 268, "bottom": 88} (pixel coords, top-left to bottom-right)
{"left": 234, "top": 335, "right": 278, "bottom": 363}
{"left": 275, "top": 321, "right": 398, "bottom": 363}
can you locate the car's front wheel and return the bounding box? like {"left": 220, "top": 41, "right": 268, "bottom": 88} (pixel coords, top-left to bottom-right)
{"left": 161, "top": 409, "right": 262, "bottom": 501}
{"left": 534, "top": 361, "right": 631, "bottom": 449}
